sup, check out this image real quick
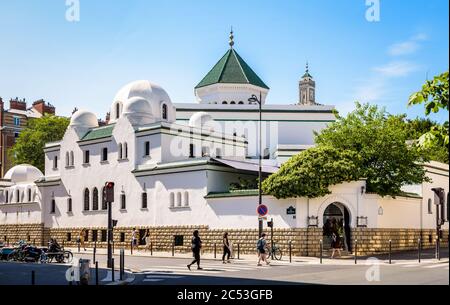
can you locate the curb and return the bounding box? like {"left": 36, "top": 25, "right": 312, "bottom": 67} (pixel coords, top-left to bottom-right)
{"left": 106, "top": 272, "right": 135, "bottom": 286}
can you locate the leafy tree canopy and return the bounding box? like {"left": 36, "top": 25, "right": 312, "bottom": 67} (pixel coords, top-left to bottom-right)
{"left": 262, "top": 146, "right": 361, "bottom": 199}
{"left": 263, "top": 103, "right": 431, "bottom": 199}
{"left": 10, "top": 115, "right": 70, "bottom": 172}
{"left": 408, "top": 71, "right": 449, "bottom": 148}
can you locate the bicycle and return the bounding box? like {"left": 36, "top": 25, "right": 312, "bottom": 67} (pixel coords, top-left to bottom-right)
{"left": 264, "top": 243, "right": 283, "bottom": 261}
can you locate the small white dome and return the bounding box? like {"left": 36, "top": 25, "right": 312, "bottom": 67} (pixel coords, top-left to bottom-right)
{"left": 122, "top": 97, "right": 154, "bottom": 126}
{"left": 4, "top": 165, "right": 43, "bottom": 184}
{"left": 69, "top": 110, "right": 99, "bottom": 129}
{"left": 110, "top": 80, "right": 173, "bottom": 123}
{"left": 189, "top": 112, "right": 215, "bottom": 132}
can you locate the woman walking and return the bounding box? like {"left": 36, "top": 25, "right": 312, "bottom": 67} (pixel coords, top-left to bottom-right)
{"left": 78, "top": 229, "right": 86, "bottom": 251}
{"left": 330, "top": 232, "right": 342, "bottom": 259}
{"left": 222, "top": 232, "right": 231, "bottom": 264}
{"left": 257, "top": 233, "right": 270, "bottom": 266}
{"left": 187, "top": 230, "right": 203, "bottom": 270}
{"left": 142, "top": 229, "right": 151, "bottom": 252}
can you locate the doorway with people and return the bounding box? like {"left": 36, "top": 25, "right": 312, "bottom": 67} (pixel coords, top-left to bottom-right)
{"left": 322, "top": 203, "right": 352, "bottom": 252}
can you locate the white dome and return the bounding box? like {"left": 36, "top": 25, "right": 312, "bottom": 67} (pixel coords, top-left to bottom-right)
{"left": 189, "top": 112, "right": 215, "bottom": 132}
{"left": 110, "top": 80, "right": 174, "bottom": 123}
{"left": 69, "top": 110, "right": 99, "bottom": 129}
{"left": 122, "top": 97, "right": 154, "bottom": 126}
{"left": 4, "top": 165, "right": 43, "bottom": 184}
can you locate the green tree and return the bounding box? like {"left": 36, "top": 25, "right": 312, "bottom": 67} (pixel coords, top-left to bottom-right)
{"left": 408, "top": 71, "right": 449, "bottom": 148}
{"left": 315, "top": 103, "right": 430, "bottom": 197}
{"left": 10, "top": 115, "right": 70, "bottom": 172}
{"left": 404, "top": 118, "right": 449, "bottom": 164}
{"left": 262, "top": 146, "right": 361, "bottom": 199}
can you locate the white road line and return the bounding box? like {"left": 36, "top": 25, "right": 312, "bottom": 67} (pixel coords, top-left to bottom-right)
{"left": 143, "top": 279, "right": 165, "bottom": 282}
{"left": 423, "top": 264, "right": 450, "bottom": 269}
{"left": 144, "top": 275, "right": 185, "bottom": 279}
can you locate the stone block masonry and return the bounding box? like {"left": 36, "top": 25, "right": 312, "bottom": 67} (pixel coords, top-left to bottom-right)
{"left": 1, "top": 224, "right": 448, "bottom": 257}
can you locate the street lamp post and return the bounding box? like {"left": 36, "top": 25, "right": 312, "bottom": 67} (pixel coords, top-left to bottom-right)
{"left": 249, "top": 92, "right": 263, "bottom": 238}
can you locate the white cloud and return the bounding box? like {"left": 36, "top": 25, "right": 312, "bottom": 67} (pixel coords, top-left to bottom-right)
{"left": 387, "top": 33, "right": 427, "bottom": 56}
{"left": 373, "top": 61, "right": 419, "bottom": 77}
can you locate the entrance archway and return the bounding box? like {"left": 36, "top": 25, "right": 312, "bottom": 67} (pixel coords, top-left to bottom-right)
{"left": 322, "top": 203, "right": 352, "bottom": 252}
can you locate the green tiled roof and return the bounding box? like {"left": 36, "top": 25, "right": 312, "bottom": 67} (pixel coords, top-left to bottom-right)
{"left": 205, "top": 189, "right": 266, "bottom": 199}
{"left": 195, "top": 49, "right": 269, "bottom": 90}
{"left": 81, "top": 124, "right": 115, "bottom": 141}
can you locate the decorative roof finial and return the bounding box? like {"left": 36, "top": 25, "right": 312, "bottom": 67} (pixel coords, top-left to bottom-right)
{"left": 229, "top": 27, "right": 234, "bottom": 48}
{"left": 306, "top": 61, "right": 309, "bottom": 73}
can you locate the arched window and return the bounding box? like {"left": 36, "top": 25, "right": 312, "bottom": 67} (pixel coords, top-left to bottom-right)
{"left": 170, "top": 193, "right": 175, "bottom": 208}
{"left": 67, "top": 197, "right": 73, "bottom": 213}
{"left": 222, "top": 101, "right": 228, "bottom": 105}
{"left": 184, "top": 192, "right": 189, "bottom": 207}
{"left": 230, "top": 101, "right": 236, "bottom": 105}
{"left": 70, "top": 151, "right": 74, "bottom": 166}
{"left": 92, "top": 188, "right": 99, "bottom": 211}
{"left": 162, "top": 104, "right": 168, "bottom": 120}
{"left": 118, "top": 143, "right": 123, "bottom": 160}
{"left": 5, "top": 190, "right": 9, "bottom": 203}
{"left": 116, "top": 103, "right": 120, "bottom": 119}
{"left": 120, "top": 193, "right": 126, "bottom": 210}
{"left": 238, "top": 101, "right": 244, "bottom": 105}
{"left": 177, "top": 192, "right": 182, "bottom": 207}
{"left": 428, "top": 198, "right": 433, "bottom": 214}
{"left": 124, "top": 143, "right": 128, "bottom": 159}
{"left": 142, "top": 192, "right": 148, "bottom": 209}
{"left": 84, "top": 188, "right": 90, "bottom": 211}
{"left": 66, "top": 152, "right": 70, "bottom": 167}
{"left": 53, "top": 156, "right": 58, "bottom": 169}
{"left": 101, "top": 187, "right": 107, "bottom": 210}
{"left": 16, "top": 190, "right": 20, "bottom": 203}
{"left": 50, "top": 199, "right": 56, "bottom": 214}
{"left": 28, "top": 188, "right": 32, "bottom": 202}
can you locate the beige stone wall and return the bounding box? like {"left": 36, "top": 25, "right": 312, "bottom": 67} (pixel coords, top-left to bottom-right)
{"left": 351, "top": 228, "right": 449, "bottom": 256}
{"left": 0, "top": 224, "right": 46, "bottom": 246}
{"left": 1, "top": 224, "right": 448, "bottom": 258}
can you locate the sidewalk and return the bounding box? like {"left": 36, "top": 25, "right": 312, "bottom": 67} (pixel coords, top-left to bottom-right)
{"left": 66, "top": 246, "right": 449, "bottom": 266}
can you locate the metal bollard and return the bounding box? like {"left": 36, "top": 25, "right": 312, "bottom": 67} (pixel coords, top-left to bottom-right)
{"left": 31, "top": 271, "right": 35, "bottom": 285}
{"left": 214, "top": 243, "right": 217, "bottom": 259}
{"left": 436, "top": 238, "right": 441, "bottom": 261}
{"left": 289, "top": 241, "right": 292, "bottom": 263}
{"left": 418, "top": 238, "right": 422, "bottom": 263}
{"left": 389, "top": 240, "right": 392, "bottom": 264}
{"left": 62, "top": 240, "right": 65, "bottom": 251}
{"left": 130, "top": 241, "right": 133, "bottom": 255}
{"left": 33, "top": 239, "right": 36, "bottom": 246}
{"left": 111, "top": 258, "right": 115, "bottom": 282}
{"left": 172, "top": 242, "right": 175, "bottom": 257}
{"left": 237, "top": 244, "right": 240, "bottom": 260}
{"left": 151, "top": 242, "right": 153, "bottom": 256}
{"left": 120, "top": 249, "right": 124, "bottom": 281}
{"left": 93, "top": 242, "right": 96, "bottom": 263}
{"left": 95, "top": 261, "right": 99, "bottom": 286}
{"left": 320, "top": 240, "right": 323, "bottom": 264}
{"left": 78, "top": 241, "right": 80, "bottom": 253}
{"left": 354, "top": 240, "right": 358, "bottom": 265}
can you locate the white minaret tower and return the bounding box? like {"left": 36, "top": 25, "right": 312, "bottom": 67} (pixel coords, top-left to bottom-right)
{"left": 299, "top": 62, "right": 316, "bottom": 105}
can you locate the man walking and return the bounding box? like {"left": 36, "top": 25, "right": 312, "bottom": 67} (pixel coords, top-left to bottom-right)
{"left": 187, "top": 230, "right": 203, "bottom": 270}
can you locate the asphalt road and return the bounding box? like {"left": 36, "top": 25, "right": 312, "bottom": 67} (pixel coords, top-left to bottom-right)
{"left": 0, "top": 248, "right": 448, "bottom": 285}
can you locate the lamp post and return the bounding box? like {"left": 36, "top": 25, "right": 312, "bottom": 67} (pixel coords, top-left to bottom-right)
{"left": 249, "top": 92, "right": 263, "bottom": 238}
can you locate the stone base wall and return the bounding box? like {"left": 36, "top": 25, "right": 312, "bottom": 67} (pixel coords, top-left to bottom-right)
{"left": 0, "top": 224, "right": 46, "bottom": 246}
{"left": 1, "top": 224, "right": 448, "bottom": 257}
{"left": 351, "top": 228, "right": 449, "bottom": 256}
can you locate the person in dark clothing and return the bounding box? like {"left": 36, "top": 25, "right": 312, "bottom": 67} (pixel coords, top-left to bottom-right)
{"left": 222, "top": 232, "right": 231, "bottom": 264}
{"left": 187, "top": 230, "right": 203, "bottom": 270}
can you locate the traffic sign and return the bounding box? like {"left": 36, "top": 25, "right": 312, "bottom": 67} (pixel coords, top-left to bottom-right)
{"left": 257, "top": 205, "right": 269, "bottom": 217}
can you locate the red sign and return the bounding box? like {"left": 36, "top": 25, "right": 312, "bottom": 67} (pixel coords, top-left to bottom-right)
{"left": 257, "top": 205, "right": 269, "bottom": 217}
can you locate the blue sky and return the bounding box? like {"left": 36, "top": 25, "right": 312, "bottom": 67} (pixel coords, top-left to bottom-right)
{"left": 0, "top": 0, "right": 448, "bottom": 122}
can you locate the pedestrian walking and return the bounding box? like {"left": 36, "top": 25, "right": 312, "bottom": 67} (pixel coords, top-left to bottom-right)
{"left": 330, "top": 232, "right": 342, "bottom": 259}
{"left": 257, "top": 233, "right": 270, "bottom": 266}
{"left": 131, "top": 228, "right": 137, "bottom": 248}
{"left": 142, "top": 229, "right": 151, "bottom": 251}
{"left": 187, "top": 230, "right": 203, "bottom": 270}
{"left": 222, "top": 232, "right": 231, "bottom": 264}
{"left": 78, "top": 229, "right": 86, "bottom": 251}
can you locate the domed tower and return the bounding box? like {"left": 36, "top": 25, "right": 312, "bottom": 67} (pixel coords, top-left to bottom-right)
{"left": 68, "top": 110, "right": 99, "bottom": 137}
{"left": 195, "top": 30, "right": 270, "bottom": 105}
{"left": 299, "top": 62, "right": 317, "bottom": 105}
{"left": 110, "top": 80, "right": 175, "bottom": 126}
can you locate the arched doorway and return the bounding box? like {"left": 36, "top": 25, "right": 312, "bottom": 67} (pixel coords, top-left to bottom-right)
{"left": 322, "top": 203, "right": 352, "bottom": 252}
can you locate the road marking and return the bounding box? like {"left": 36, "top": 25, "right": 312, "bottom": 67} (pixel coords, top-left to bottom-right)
{"left": 423, "top": 264, "right": 449, "bottom": 269}
{"left": 101, "top": 271, "right": 121, "bottom": 282}
{"left": 143, "top": 279, "right": 165, "bottom": 282}
{"left": 144, "top": 274, "right": 185, "bottom": 279}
